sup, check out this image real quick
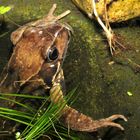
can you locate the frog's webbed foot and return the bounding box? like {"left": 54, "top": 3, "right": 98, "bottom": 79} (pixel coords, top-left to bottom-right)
{"left": 45, "top": 4, "right": 71, "bottom": 22}
{"left": 61, "top": 106, "right": 127, "bottom": 132}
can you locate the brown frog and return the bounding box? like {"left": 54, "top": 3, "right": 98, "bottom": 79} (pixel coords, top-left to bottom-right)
{"left": 0, "top": 4, "right": 127, "bottom": 137}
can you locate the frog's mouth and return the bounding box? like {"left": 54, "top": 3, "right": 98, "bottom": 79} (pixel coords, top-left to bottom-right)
{"left": 0, "top": 23, "right": 71, "bottom": 95}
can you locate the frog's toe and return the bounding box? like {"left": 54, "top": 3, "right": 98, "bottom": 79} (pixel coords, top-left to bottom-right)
{"left": 97, "top": 114, "right": 127, "bottom": 131}
{"left": 104, "top": 114, "right": 127, "bottom": 122}
{"left": 100, "top": 121, "right": 125, "bottom": 131}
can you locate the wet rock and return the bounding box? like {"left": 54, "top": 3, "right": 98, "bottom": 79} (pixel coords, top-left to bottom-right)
{"left": 72, "top": 0, "right": 140, "bottom": 22}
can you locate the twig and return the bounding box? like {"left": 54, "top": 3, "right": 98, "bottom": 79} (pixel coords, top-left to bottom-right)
{"left": 45, "top": 4, "right": 71, "bottom": 22}
{"left": 92, "top": 0, "right": 126, "bottom": 55}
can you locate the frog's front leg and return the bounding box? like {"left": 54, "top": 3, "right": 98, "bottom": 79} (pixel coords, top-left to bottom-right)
{"left": 50, "top": 70, "right": 127, "bottom": 132}
{"left": 61, "top": 107, "right": 127, "bottom": 132}
{"left": 50, "top": 84, "right": 127, "bottom": 132}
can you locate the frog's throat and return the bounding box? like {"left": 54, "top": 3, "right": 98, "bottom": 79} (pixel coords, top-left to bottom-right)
{"left": 51, "top": 62, "right": 61, "bottom": 85}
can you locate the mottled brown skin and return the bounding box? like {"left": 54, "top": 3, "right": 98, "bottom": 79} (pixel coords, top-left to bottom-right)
{"left": 0, "top": 4, "right": 127, "bottom": 138}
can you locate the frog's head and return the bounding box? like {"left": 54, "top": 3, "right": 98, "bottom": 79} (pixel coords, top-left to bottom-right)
{"left": 0, "top": 5, "right": 72, "bottom": 94}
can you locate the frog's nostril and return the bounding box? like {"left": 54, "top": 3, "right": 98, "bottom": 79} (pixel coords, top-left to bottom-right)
{"left": 95, "top": 0, "right": 100, "bottom": 2}
{"left": 8, "top": 67, "right": 15, "bottom": 74}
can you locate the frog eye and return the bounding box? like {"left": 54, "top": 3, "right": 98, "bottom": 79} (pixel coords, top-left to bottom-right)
{"left": 47, "top": 46, "right": 58, "bottom": 61}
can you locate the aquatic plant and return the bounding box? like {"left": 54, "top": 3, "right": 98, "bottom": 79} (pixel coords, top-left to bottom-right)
{"left": 0, "top": 88, "right": 79, "bottom": 140}
{"left": 0, "top": 5, "right": 13, "bottom": 15}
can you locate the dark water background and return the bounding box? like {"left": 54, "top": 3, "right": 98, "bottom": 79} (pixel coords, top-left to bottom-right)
{"left": 0, "top": 0, "right": 140, "bottom": 140}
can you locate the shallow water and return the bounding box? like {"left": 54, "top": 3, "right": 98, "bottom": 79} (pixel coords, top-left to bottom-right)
{"left": 0, "top": 0, "right": 140, "bottom": 140}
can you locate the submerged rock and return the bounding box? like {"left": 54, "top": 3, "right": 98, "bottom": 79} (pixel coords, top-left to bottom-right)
{"left": 72, "top": 0, "right": 140, "bottom": 22}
